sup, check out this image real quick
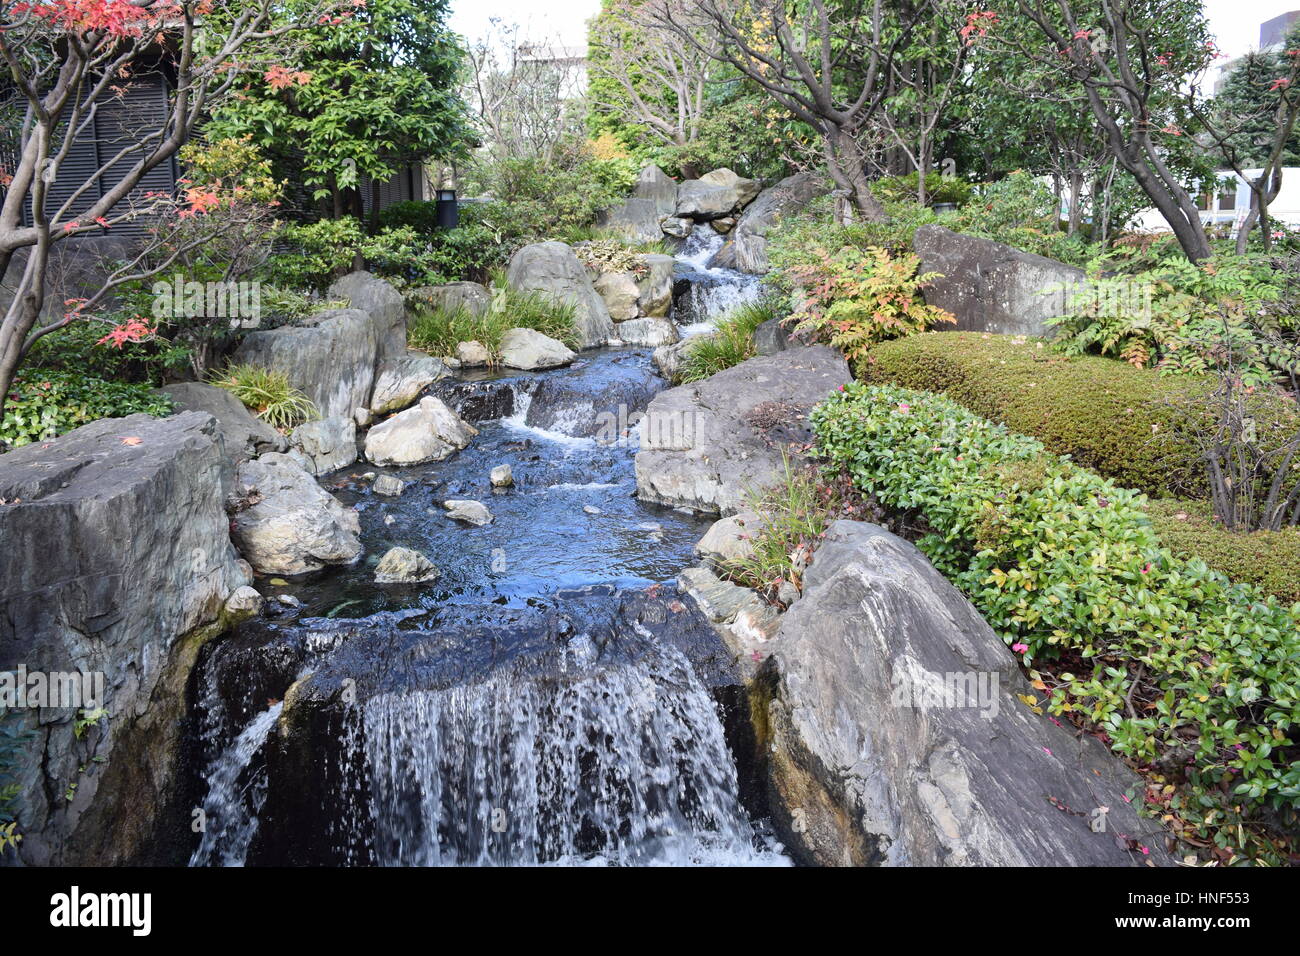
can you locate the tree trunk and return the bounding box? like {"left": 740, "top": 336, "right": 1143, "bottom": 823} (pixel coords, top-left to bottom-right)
{"left": 826, "top": 126, "right": 886, "bottom": 222}
{"left": 0, "top": 250, "right": 49, "bottom": 424}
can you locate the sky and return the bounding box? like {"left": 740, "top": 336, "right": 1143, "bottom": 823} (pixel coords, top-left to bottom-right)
{"left": 1203, "top": 0, "right": 1299, "bottom": 59}
{"left": 449, "top": 0, "right": 1297, "bottom": 56}
{"left": 449, "top": 0, "right": 602, "bottom": 48}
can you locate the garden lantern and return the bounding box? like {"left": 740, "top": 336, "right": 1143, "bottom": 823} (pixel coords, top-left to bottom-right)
{"left": 436, "top": 188, "right": 458, "bottom": 229}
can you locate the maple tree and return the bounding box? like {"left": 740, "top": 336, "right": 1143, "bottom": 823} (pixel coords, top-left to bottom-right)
{"left": 0, "top": 0, "right": 352, "bottom": 419}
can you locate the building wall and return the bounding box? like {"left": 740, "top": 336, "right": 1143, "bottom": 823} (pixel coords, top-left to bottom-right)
{"left": 1130, "top": 168, "right": 1300, "bottom": 235}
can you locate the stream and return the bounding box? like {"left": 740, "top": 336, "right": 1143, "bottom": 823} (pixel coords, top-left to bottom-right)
{"left": 186, "top": 233, "right": 787, "bottom": 867}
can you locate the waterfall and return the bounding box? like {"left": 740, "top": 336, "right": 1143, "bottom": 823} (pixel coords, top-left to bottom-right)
{"left": 672, "top": 230, "right": 764, "bottom": 334}
{"left": 189, "top": 702, "right": 283, "bottom": 867}
{"left": 362, "top": 642, "right": 779, "bottom": 866}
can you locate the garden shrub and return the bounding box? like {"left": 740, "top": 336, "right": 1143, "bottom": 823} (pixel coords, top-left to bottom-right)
{"left": 864, "top": 332, "right": 1299, "bottom": 498}
{"left": 1148, "top": 499, "right": 1300, "bottom": 606}
{"left": 779, "top": 244, "right": 955, "bottom": 364}
{"left": 873, "top": 171, "right": 973, "bottom": 206}
{"left": 679, "top": 299, "right": 783, "bottom": 383}
{"left": 266, "top": 215, "right": 508, "bottom": 291}
{"left": 1, "top": 371, "right": 173, "bottom": 449}
{"left": 813, "top": 382, "right": 1300, "bottom": 861}
{"left": 375, "top": 201, "right": 511, "bottom": 283}
{"left": 949, "top": 171, "right": 1094, "bottom": 267}
{"left": 1048, "top": 246, "right": 1292, "bottom": 382}
{"left": 460, "top": 139, "right": 632, "bottom": 244}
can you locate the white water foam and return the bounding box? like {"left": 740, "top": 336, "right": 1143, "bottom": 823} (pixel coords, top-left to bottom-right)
{"left": 190, "top": 702, "right": 284, "bottom": 867}
{"left": 673, "top": 230, "right": 764, "bottom": 334}
{"left": 361, "top": 643, "right": 788, "bottom": 866}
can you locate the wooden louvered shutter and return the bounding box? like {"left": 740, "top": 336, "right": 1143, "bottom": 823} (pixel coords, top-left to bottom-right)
{"left": 32, "top": 114, "right": 102, "bottom": 228}
{"left": 94, "top": 73, "right": 178, "bottom": 240}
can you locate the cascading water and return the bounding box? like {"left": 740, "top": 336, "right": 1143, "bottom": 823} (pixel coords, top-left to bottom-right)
{"left": 362, "top": 642, "right": 769, "bottom": 866}
{"left": 187, "top": 349, "right": 788, "bottom": 867}
{"left": 189, "top": 702, "right": 283, "bottom": 867}
{"left": 671, "top": 229, "right": 764, "bottom": 334}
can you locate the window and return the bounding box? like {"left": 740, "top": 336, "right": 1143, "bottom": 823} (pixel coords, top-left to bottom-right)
{"left": 1219, "top": 191, "right": 1236, "bottom": 211}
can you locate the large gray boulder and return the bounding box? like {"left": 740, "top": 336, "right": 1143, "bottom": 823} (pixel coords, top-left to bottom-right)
{"left": 160, "top": 381, "right": 286, "bottom": 463}
{"left": 675, "top": 180, "right": 742, "bottom": 221}
{"left": 732, "top": 171, "right": 832, "bottom": 274}
{"left": 632, "top": 163, "right": 678, "bottom": 217}
{"left": 370, "top": 352, "right": 449, "bottom": 416}
{"left": 635, "top": 346, "right": 851, "bottom": 514}
{"left": 0, "top": 411, "right": 250, "bottom": 865}
{"left": 599, "top": 197, "right": 664, "bottom": 244}
{"left": 699, "top": 168, "right": 761, "bottom": 207}
{"left": 328, "top": 270, "right": 406, "bottom": 364}
{"left": 498, "top": 327, "right": 575, "bottom": 371}
{"left": 912, "top": 225, "right": 1083, "bottom": 336}
{"left": 676, "top": 168, "right": 761, "bottom": 221}
{"left": 288, "top": 415, "right": 357, "bottom": 476}
{"left": 233, "top": 307, "right": 378, "bottom": 421}
{"left": 230, "top": 452, "right": 362, "bottom": 575}
{"left": 506, "top": 241, "right": 614, "bottom": 349}
{"left": 594, "top": 271, "right": 640, "bottom": 321}
{"left": 763, "top": 521, "right": 1172, "bottom": 867}
{"left": 408, "top": 281, "right": 492, "bottom": 319}
{"left": 364, "top": 396, "right": 477, "bottom": 467}
{"left": 614, "top": 317, "right": 677, "bottom": 347}
{"left": 638, "top": 254, "right": 675, "bottom": 317}
{"left": 652, "top": 334, "right": 713, "bottom": 383}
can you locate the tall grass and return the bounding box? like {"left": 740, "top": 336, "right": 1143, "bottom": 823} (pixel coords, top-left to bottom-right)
{"left": 210, "top": 364, "right": 318, "bottom": 429}
{"left": 679, "top": 298, "right": 784, "bottom": 383}
{"left": 409, "top": 287, "right": 579, "bottom": 364}
{"left": 721, "top": 453, "right": 842, "bottom": 601}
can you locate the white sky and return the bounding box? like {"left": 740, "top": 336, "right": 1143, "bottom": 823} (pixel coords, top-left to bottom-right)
{"left": 447, "top": 0, "right": 1296, "bottom": 65}
{"left": 1203, "top": 0, "right": 1298, "bottom": 58}
{"left": 449, "top": 0, "right": 602, "bottom": 47}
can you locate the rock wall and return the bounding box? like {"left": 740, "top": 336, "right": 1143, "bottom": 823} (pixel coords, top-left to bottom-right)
{"left": 0, "top": 412, "right": 249, "bottom": 865}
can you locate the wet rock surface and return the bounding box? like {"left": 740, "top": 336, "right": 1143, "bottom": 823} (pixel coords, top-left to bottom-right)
{"left": 0, "top": 411, "right": 248, "bottom": 865}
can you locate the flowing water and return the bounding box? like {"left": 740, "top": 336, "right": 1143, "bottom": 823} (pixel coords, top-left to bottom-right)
{"left": 671, "top": 230, "right": 764, "bottom": 334}
{"left": 187, "top": 333, "right": 788, "bottom": 866}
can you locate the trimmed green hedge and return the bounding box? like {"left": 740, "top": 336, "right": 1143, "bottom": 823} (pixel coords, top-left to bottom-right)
{"left": 863, "top": 332, "right": 1298, "bottom": 499}
{"left": 813, "top": 382, "right": 1300, "bottom": 860}
{"left": 1149, "top": 499, "right": 1300, "bottom": 606}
